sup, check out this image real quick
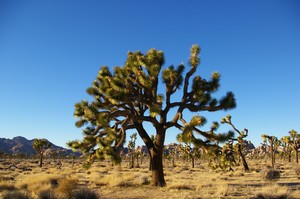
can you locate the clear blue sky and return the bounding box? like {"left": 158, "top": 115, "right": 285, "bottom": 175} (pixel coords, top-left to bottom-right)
{"left": 0, "top": 0, "right": 299, "bottom": 148}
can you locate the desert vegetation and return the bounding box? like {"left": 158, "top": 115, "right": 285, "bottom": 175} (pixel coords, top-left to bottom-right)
{"left": 1, "top": 152, "right": 300, "bottom": 199}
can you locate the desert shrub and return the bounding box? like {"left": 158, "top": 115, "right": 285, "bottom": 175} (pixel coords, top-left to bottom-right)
{"left": 132, "top": 174, "right": 150, "bottom": 185}
{"left": 261, "top": 169, "right": 280, "bottom": 181}
{"left": 2, "top": 190, "right": 30, "bottom": 199}
{"left": 73, "top": 188, "right": 100, "bottom": 199}
{"left": 37, "top": 188, "right": 55, "bottom": 199}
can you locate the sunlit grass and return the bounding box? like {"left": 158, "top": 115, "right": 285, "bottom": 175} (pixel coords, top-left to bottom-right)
{"left": 1, "top": 158, "right": 300, "bottom": 198}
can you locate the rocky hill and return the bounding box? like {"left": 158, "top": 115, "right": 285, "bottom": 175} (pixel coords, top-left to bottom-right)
{"left": 0, "top": 136, "right": 76, "bottom": 156}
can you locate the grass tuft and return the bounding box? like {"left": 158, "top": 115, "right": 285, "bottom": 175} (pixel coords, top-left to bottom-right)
{"left": 254, "top": 184, "right": 291, "bottom": 199}
{"left": 0, "top": 181, "right": 15, "bottom": 191}
{"left": 73, "top": 188, "right": 100, "bottom": 199}
{"left": 2, "top": 190, "right": 30, "bottom": 199}
{"left": 168, "top": 183, "right": 195, "bottom": 190}
{"left": 56, "top": 177, "right": 78, "bottom": 198}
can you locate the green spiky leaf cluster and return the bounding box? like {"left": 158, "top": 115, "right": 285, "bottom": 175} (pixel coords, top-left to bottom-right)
{"left": 32, "top": 139, "right": 52, "bottom": 155}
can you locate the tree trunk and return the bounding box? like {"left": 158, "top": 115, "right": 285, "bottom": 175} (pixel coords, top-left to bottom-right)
{"left": 135, "top": 123, "right": 166, "bottom": 186}
{"left": 150, "top": 149, "right": 165, "bottom": 186}
{"left": 149, "top": 157, "right": 152, "bottom": 171}
{"left": 191, "top": 156, "right": 195, "bottom": 168}
{"left": 270, "top": 141, "right": 274, "bottom": 169}
{"left": 39, "top": 154, "right": 43, "bottom": 167}
{"left": 238, "top": 144, "right": 249, "bottom": 171}
{"left": 149, "top": 132, "right": 166, "bottom": 187}
{"left": 130, "top": 152, "right": 134, "bottom": 168}
{"left": 295, "top": 148, "right": 299, "bottom": 163}
{"left": 72, "top": 156, "right": 75, "bottom": 167}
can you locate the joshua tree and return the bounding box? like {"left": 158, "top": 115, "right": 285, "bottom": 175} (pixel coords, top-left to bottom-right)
{"left": 280, "top": 136, "right": 292, "bottom": 162}
{"left": 289, "top": 129, "right": 300, "bottom": 163}
{"left": 261, "top": 134, "right": 279, "bottom": 169}
{"left": 68, "top": 45, "right": 236, "bottom": 186}
{"left": 32, "top": 139, "right": 52, "bottom": 167}
{"left": 177, "top": 134, "right": 201, "bottom": 168}
{"left": 221, "top": 115, "right": 249, "bottom": 171}
{"left": 218, "top": 140, "right": 237, "bottom": 171}
{"left": 128, "top": 132, "right": 137, "bottom": 168}
{"left": 164, "top": 144, "right": 180, "bottom": 167}
{"left": 0, "top": 151, "right": 5, "bottom": 160}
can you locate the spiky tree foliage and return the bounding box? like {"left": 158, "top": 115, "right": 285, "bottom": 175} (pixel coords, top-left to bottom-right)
{"left": 32, "top": 139, "right": 52, "bottom": 167}
{"left": 280, "top": 136, "right": 292, "bottom": 162}
{"left": 221, "top": 115, "right": 249, "bottom": 171}
{"left": 68, "top": 45, "right": 236, "bottom": 186}
{"left": 216, "top": 141, "right": 237, "bottom": 171}
{"left": 261, "top": 134, "right": 279, "bottom": 169}
{"left": 289, "top": 129, "right": 300, "bottom": 163}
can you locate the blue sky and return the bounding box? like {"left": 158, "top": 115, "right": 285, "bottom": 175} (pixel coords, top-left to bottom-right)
{"left": 0, "top": 0, "right": 299, "bottom": 148}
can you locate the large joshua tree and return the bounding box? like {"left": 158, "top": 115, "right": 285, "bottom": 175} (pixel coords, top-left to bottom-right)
{"left": 68, "top": 45, "right": 236, "bottom": 186}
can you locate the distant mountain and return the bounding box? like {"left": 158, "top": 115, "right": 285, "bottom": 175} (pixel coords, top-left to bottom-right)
{"left": 0, "top": 136, "right": 77, "bottom": 156}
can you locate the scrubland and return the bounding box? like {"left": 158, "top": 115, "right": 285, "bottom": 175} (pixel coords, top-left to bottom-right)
{"left": 1, "top": 158, "right": 300, "bottom": 199}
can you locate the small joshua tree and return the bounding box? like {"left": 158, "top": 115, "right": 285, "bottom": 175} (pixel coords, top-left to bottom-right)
{"left": 177, "top": 133, "right": 202, "bottom": 168}
{"left": 32, "top": 139, "right": 52, "bottom": 167}
{"left": 128, "top": 132, "right": 137, "bottom": 168}
{"left": 221, "top": 115, "right": 249, "bottom": 171}
{"left": 261, "top": 134, "right": 279, "bottom": 169}
{"left": 289, "top": 129, "right": 300, "bottom": 163}
{"left": 280, "top": 136, "right": 292, "bottom": 162}
{"left": 219, "top": 141, "right": 237, "bottom": 171}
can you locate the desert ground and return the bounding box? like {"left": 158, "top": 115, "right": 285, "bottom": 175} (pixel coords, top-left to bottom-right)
{"left": 1, "top": 157, "right": 300, "bottom": 199}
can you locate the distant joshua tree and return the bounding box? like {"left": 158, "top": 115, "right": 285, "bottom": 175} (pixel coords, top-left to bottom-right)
{"left": 177, "top": 134, "right": 201, "bottom": 168}
{"left": 32, "top": 139, "right": 52, "bottom": 167}
{"left": 221, "top": 115, "right": 249, "bottom": 171}
{"left": 261, "top": 134, "right": 279, "bottom": 169}
{"left": 289, "top": 129, "right": 300, "bottom": 163}
{"left": 128, "top": 132, "right": 137, "bottom": 168}
{"left": 280, "top": 136, "right": 292, "bottom": 162}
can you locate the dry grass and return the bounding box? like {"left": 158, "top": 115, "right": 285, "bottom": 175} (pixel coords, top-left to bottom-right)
{"left": 55, "top": 177, "right": 78, "bottom": 198}
{"left": 294, "top": 165, "right": 300, "bottom": 176}
{"left": 254, "top": 184, "right": 291, "bottom": 199}
{"left": 73, "top": 188, "right": 100, "bottom": 199}
{"left": 1, "top": 190, "right": 30, "bottom": 199}
{"left": 1, "top": 158, "right": 300, "bottom": 199}
{"left": 0, "top": 181, "right": 15, "bottom": 191}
